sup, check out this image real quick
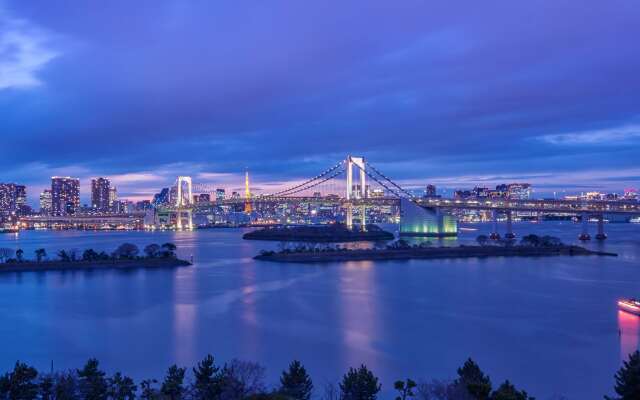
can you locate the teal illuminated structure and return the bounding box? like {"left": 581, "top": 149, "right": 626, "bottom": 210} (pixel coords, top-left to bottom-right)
{"left": 399, "top": 198, "right": 457, "bottom": 237}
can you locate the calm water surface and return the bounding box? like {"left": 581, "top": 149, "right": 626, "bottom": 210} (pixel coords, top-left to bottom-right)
{"left": 0, "top": 222, "right": 639, "bottom": 399}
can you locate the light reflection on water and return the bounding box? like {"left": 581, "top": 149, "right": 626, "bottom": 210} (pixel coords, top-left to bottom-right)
{"left": 0, "top": 222, "right": 638, "bottom": 399}
{"left": 618, "top": 310, "right": 640, "bottom": 361}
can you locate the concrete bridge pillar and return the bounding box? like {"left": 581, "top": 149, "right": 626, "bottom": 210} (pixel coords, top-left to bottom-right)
{"left": 505, "top": 210, "right": 515, "bottom": 239}
{"left": 346, "top": 203, "right": 353, "bottom": 230}
{"left": 578, "top": 212, "right": 591, "bottom": 241}
{"left": 489, "top": 210, "right": 501, "bottom": 240}
{"left": 360, "top": 204, "right": 367, "bottom": 232}
{"left": 595, "top": 214, "right": 607, "bottom": 240}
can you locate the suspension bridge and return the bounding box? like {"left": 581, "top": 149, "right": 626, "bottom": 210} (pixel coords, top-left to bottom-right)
{"left": 156, "top": 155, "right": 640, "bottom": 240}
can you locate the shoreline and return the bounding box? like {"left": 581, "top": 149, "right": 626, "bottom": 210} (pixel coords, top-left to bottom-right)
{"left": 254, "top": 245, "right": 617, "bottom": 263}
{"left": 0, "top": 258, "right": 192, "bottom": 273}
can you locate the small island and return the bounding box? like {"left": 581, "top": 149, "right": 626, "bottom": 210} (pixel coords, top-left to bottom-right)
{"left": 0, "top": 242, "right": 191, "bottom": 273}
{"left": 254, "top": 234, "right": 617, "bottom": 263}
{"left": 243, "top": 223, "right": 395, "bottom": 242}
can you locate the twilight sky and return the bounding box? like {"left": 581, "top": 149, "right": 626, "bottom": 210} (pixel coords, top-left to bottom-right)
{"left": 1, "top": 0, "right": 639, "bottom": 204}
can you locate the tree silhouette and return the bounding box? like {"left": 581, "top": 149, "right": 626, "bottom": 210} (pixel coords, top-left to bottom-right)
{"left": 113, "top": 243, "right": 139, "bottom": 259}
{"left": 139, "top": 379, "right": 158, "bottom": 400}
{"left": 161, "top": 243, "right": 177, "bottom": 258}
{"left": 454, "top": 358, "right": 492, "bottom": 400}
{"left": 191, "top": 354, "right": 220, "bottom": 400}
{"left": 143, "top": 244, "right": 161, "bottom": 258}
{"left": 491, "top": 380, "right": 531, "bottom": 400}
{"left": 339, "top": 365, "right": 381, "bottom": 400}
{"left": 476, "top": 235, "right": 489, "bottom": 246}
{"left": 394, "top": 379, "right": 416, "bottom": 400}
{"left": 606, "top": 350, "right": 640, "bottom": 400}
{"left": 77, "top": 358, "right": 107, "bottom": 400}
{"left": 16, "top": 249, "right": 24, "bottom": 262}
{"left": 0, "top": 361, "right": 39, "bottom": 400}
{"left": 107, "top": 372, "right": 136, "bottom": 400}
{"left": 35, "top": 249, "right": 47, "bottom": 262}
{"left": 161, "top": 365, "right": 185, "bottom": 400}
{"left": 279, "top": 360, "right": 313, "bottom": 400}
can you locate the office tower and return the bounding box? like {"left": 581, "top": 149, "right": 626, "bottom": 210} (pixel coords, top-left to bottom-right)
{"left": 153, "top": 188, "right": 170, "bottom": 205}
{"left": 425, "top": 184, "right": 437, "bottom": 197}
{"left": 40, "top": 190, "right": 52, "bottom": 214}
{"left": 215, "top": 188, "right": 225, "bottom": 202}
{"left": 0, "top": 183, "right": 17, "bottom": 212}
{"left": 109, "top": 187, "right": 118, "bottom": 208}
{"left": 51, "top": 177, "right": 80, "bottom": 215}
{"left": 91, "top": 177, "right": 111, "bottom": 211}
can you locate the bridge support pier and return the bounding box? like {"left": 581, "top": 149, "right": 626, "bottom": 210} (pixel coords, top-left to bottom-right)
{"left": 578, "top": 212, "right": 591, "bottom": 241}
{"left": 504, "top": 210, "right": 515, "bottom": 239}
{"left": 360, "top": 204, "right": 367, "bottom": 232}
{"left": 489, "top": 210, "right": 501, "bottom": 240}
{"left": 346, "top": 203, "right": 353, "bottom": 230}
{"left": 595, "top": 214, "right": 607, "bottom": 240}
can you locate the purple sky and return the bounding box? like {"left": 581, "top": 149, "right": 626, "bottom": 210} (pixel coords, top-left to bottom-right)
{"left": 1, "top": 0, "right": 640, "bottom": 204}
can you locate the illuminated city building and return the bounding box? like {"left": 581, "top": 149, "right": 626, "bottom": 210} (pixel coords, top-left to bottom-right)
{"left": 0, "top": 183, "right": 19, "bottom": 212}
{"left": 51, "top": 177, "right": 80, "bottom": 215}
{"left": 109, "top": 187, "right": 118, "bottom": 208}
{"left": 91, "top": 177, "right": 111, "bottom": 211}
{"left": 40, "top": 190, "right": 52, "bottom": 214}
{"left": 507, "top": 183, "right": 532, "bottom": 200}
{"left": 215, "top": 188, "right": 226, "bottom": 202}
{"left": 425, "top": 184, "right": 437, "bottom": 197}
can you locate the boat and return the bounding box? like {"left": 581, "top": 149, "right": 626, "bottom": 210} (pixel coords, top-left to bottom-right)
{"left": 618, "top": 298, "right": 640, "bottom": 315}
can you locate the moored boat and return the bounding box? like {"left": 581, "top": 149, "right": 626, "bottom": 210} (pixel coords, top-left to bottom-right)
{"left": 618, "top": 298, "right": 640, "bottom": 315}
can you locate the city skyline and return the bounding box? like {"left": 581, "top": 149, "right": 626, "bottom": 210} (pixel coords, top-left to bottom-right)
{"left": 2, "top": 1, "right": 640, "bottom": 204}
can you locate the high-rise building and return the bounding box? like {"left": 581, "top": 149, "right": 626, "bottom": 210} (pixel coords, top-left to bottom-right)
{"left": 15, "top": 185, "right": 26, "bottom": 209}
{"left": 51, "top": 177, "right": 80, "bottom": 215}
{"left": 0, "top": 183, "right": 27, "bottom": 214}
{"left": 40, "top": 190, "right": 52, "bottom": 214}
{"left": 153, "top": 188, "right": 170, "bottom": 205}
{"left": 197, "top": 193, "right": 210, "bottom": 203}
{"left": 215, "top": 188, "right": 226, "bottom": 202}
{"left": 425, "top": 184, "right": 437, "bottom": 197}
{"left": 0, "top": 183, "right": 17, "bottom": 212}
{"left": 108, "top": 187, "right": 118, "bottom": 208}
{"left": 91, "top": 177, "right": 111, "bottom": 211}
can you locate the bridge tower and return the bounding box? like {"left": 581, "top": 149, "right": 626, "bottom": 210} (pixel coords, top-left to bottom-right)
{"left": 175, "top": 176, "right": 193, "bottom": 230}
{"left": 345, "top": 156, "right": 367, "bottom": 231}
{"left": 244, "top": 170, "right": 252, "bottom": 214}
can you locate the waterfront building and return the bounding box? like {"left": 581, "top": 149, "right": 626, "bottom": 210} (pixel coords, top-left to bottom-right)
{"left": 507, "top": 183, "right": 532, "bottom": 200}
{"left": 153, "top": 188, "right": 170, "bottom": 205}
{"left": 0, "top": 183, "right": 19, "bottom": 212}
{"left": 197, "top": 193, "right": 210, "bottom": 203}
{"left": 40, "top": 190, "right": 52, "bottom": 214}
{"left": 15, "top": 185, "right": 26, "bottom": 210}
{"left": 425, "top": 184, "right": 437, "bottom": 197}
{"left": 135, "top": 200, "right": 152, "bottom": 211}
{"left": 231, "top": 191, "right": 240, "bottom": 200}
{"left": 215, "top": 188, "right": 225, "bottom": 202}
{"left": 91, "top": 177, "right": 111, "bottom": 211}
{"left": 51, "top": 177, "right": 80, "bottom": 215}
{"left": 108, "top": 187, "right": 118, "bottom": 208}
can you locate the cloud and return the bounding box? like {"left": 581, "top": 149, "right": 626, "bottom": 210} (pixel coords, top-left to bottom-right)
{"left": 538, "top": 124, "right": 640, "bottom": 146}
{"left": 0, "top": 6, "right": 58, "bottom": 90}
